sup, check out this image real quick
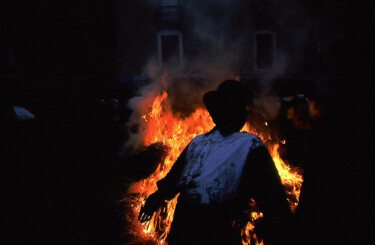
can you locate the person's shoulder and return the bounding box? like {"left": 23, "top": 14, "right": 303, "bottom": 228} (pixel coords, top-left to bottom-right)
{"left": 193, "top": 128, "right": 218, "bottom": 140}
{"left": 235, "top": 131, "right": 261, "bottom": 140}
{"left": 235, "top": 132, "right": 264, "bottom": 148}
{"left": 194, "top": 133, "right": 206, "bottom": 140}
{"left": 188, "top": 133, "right": 206, "bottom": 146}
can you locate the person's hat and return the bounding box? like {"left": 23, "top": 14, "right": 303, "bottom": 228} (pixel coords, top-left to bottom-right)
{"left": 203, "top": 80, "right": 250, "bottom": 130}
{"left": 203, "top": 80, "right": 249, "bottom": 114}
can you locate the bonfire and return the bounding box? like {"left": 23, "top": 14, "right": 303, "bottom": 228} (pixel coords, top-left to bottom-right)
{"left": 122, "top": 75, "right": 303, "bottom": 245}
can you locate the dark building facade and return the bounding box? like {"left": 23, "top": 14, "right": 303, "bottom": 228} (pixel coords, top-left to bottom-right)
{"left": 116, "top": 0, "right": 341, "bottom": 80}
{"left": 116, "top": 0, "right": 372, "bottom": 89}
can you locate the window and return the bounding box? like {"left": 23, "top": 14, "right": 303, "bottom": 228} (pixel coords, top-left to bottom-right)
{"left": 254, "top": 31, "right": 276, "bottom": 70}
{"left": 157, "top": 30, "right": 184, "bottom": 67}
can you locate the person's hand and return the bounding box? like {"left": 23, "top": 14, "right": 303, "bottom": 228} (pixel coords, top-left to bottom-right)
{"left": 138, "top": 193, "right": 166, "bottom": 223}
{"left": 138, "top": 205, "right": 155, "bottom": 223}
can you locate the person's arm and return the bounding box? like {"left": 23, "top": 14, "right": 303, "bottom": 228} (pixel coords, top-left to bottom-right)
{"left": 234, "top": 145, "right": 294, "bottom": 244}
{"left": 138, "top": 145, "right": 188, "bottom": 223}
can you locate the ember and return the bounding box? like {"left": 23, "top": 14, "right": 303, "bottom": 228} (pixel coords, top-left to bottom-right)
{"left": 123, "top": 76, "right": 303, "bottom": 244}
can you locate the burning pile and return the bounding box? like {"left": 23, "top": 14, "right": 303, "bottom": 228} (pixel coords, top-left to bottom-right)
{"left": 122, "top": 77, "right": 303, "bottom": 245}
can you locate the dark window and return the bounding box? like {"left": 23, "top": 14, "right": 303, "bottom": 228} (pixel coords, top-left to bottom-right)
{"left": 161, "top": 35, "right": 180, "bottom": 64}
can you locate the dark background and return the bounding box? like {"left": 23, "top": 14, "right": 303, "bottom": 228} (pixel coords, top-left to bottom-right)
{"left": 1, "top": 1, "right": 374, "bottom": 244}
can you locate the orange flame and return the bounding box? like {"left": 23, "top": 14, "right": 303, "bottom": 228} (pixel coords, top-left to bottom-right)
{"left": 125, "top": 85, "right": 303, "bottom": 244}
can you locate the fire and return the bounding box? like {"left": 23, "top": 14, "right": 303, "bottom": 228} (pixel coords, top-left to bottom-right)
{"left": 125, "top": 86, "right": 303, "bottom": 244}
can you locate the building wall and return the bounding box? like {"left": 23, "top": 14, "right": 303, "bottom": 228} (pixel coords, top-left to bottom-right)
{"left": 116, "top": 0, "right": 159, "bottom": 77}
{"left": 115, "top": 0, "right": 372, "bottom": 88}
{"left": 116, "top": 0, "right": 324, "bottom": 79}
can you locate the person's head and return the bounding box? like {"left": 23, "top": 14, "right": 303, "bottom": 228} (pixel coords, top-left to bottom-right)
{"left": 203, "top": 80, "right": 251, "bottom": 135}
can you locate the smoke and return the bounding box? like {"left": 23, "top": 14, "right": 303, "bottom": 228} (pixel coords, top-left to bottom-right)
{"left": 122, "top": 0, "right": 316, "bottom": 152}
{"left": 247, "top": 0, "right": 321, "bottom": 121}
{"left": 252, "top": 53, "right": 288, "bottom": 121}
{"left": 122, "top": 1, "right": 246, "bottom": 152}
{"left": 182, "top": 0, "right": 244, "bottom": 83}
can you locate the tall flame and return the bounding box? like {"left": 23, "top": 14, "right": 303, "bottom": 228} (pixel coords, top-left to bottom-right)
{"left": 124, "top": 83, "right": 303, "bottom": 244}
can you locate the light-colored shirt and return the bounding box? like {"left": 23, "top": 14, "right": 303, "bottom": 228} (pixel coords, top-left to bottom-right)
{"left": 179, "top": 130, "right": 263, "bottom": 204}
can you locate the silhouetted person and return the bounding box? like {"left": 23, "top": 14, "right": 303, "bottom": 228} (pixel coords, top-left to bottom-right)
{"left": 139, "top": 80, "right": 295, "bottom": 245}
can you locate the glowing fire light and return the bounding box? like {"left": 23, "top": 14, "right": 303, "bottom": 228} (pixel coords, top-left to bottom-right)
{"left": 126, "top": 86, "right": 303, "bottom": 244}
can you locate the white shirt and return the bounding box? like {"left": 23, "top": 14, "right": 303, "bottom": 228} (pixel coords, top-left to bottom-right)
{"left": 179, "top": 129, "right": 263, "bottom": 204}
